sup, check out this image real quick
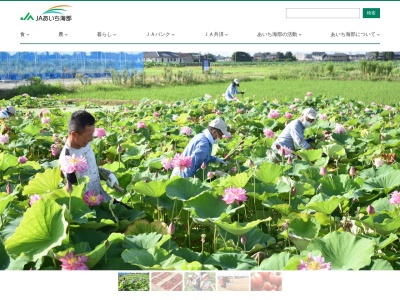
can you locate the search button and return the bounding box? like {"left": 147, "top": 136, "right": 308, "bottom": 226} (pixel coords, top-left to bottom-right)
{"left": 363, "top": 8, "right": 380, "bottom": 18}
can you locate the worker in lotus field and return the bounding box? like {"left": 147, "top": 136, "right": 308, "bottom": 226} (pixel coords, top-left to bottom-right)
{"left": 225, "top": 78, "right": 244, "bottom": 101}
{"left": 171, "top": 118, "right": 231, "bottom": 178}
{"left": 59, "top": 110, "right": 120, "bottom": 202}
{"left": 269, "top": 107, "right": 318, "bottom": 161}
{"left": 0, "top": 106, "right": 17, "bottom": 119}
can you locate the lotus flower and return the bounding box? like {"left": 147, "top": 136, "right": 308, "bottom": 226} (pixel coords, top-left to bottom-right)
{"left": 161, "top": 157, "right": 174, "bottom": 170}
{"left": 268, "top": 110, "right": 280, "bottom": 119}
{"left": 18, "top": 156, "right": 28, "bottom": 164}
{"left": 297, "top": 253, "right": 331, "bottom": 270}
{"left": 222, "top": 186, "right": 247, "bottom": 205}
{"left": 136, "top": 121, "right": 146, "bottom": 129}
{"left": 60, "top": 154, "right": 89, "bottom": 174}
{"left": 0, "top": 133, "right": 9, "bottom": 144}
{"left": 29, "top": 194, "right": 41, "bottom": 206}
{"left": 59, "top": 252, "right": 89, "bottom": 270}
{"left": 263, "top": 128, "right": 275, "bottom": 139}
{"left": 83, "top": 190, "right": 104, "bottom": 207}
{"left": 93, "top": 128, "right": 106, "bottom": 139}
{"left": 389, "top": 190, "right": 400, "bottom": 205}
{"left": 366, "top": 205, "right": 375, "bottom": 215}
{"left": 172, "top": 153, "right": 192, "bottom": 171}
{"left": 180, "top": 126, "right": 192, "bottom": 136}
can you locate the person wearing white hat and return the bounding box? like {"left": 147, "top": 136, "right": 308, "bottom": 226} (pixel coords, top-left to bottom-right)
{"left": 0, "top": 106, "right": 17, "bottom": 119}
{"left": 271, "top": 107, "right": 318, "bottom": 154}
{"left": 171, "top": 117, "right": 231, "bottom": 178}
{"left": 224, "top": 78, "right": 244, "bottom": 101}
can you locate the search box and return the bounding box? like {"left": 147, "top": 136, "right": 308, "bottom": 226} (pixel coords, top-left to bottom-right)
{"left": 286, "top": 8, "right": 360, "bottom": 19}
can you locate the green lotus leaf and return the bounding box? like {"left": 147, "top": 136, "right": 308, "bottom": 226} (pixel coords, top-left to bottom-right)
{"left": 361, "top": 213, "right": 400, "bottom": 236}
{"left": 255, "top": 162, "right": 291, "bottom": 184}
{"left": 223, "top": 172, "right": 251, "bottom": 188}
{"left": 359, "top": 165, "right": 394, "bottom": 179}
{"left": 318, "top": 174, "right": 359, "bottom": 198}
{"left": 0, "top": 193, "right": 12, "bottom": 215}
{"left": 306, "top": 231, "right": 375, "bottom": 270}
{"left": 330, "top": 133, "right": 355, "bottom": 145}
{"left": 207, "top": 251, "right": 257, "bottom": 270}
{"left": 166, "top": 177, "right": 210, "bottom": 201}
{"left": 184, "top": 192, "right": 236, "bottom": 222}
{"left": 121, "top": 246, "right": 183, "bottom": 269}
{"left": 322, "top": 144, "right": 346, "bottom": 159}
{"left": 361, "top": 170, "right": 400, "bottom": 193}
{"left": 5, "top": 198, "right": 68, "bottom": 261}
{"left": 0, "top": 152, "right": 18, "bottom": 171}
{"left": 306, "top": 196, "right": 344, "bottom": 215}
{"left": 22, "top": 167, "right": 62, "bottom": 196}
{"left": 254, "top": 252, "right": 291, "bottom": 270}
{"left": 289, "top": 217, "right": 320, "bottom": 239}
{"left": 22, "top": 123, "right": 42, "bottom": 136}
{"left": 213, "top": 218, "right": 267, "bottom": 236}
{"left": 121, "top": 145, "right": 148, "bottom": 161}
{"left": 370, "top": 259, "right": 394, "bottom": 270}
{"left": 85, "top": 232, "right": 125, "bottom": 269}
{"left": 294, "top": 149, "right": 323, "bottom": 162}
{"left": 133, "top": 179, "right": 169, "bottom": 198}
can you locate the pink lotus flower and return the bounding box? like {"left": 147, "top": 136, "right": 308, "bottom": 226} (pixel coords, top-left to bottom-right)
{"left": 83, "top": 190, "right": 104, "bottom": 207}
{"left": 216, "top": 110, "right": 222, "bottom": 115}
{"left": 284, "top": 112, "right": 293, "bottom": 119}
{"left": 41, "top": 116, "right": 51, "bottom": 124}
{"left": 294, "top": 98, "right": 300, "bottom": 103}
{"left": 319, "top": 114, "right": 328, "bottom": 120}
{"left": 18, "top": 156, "right": 28, "bottom": 164}
{"left": 278, "top": 146, "right": 292, "bottom": 158}
{"left": 168, "top": 222, "right": 175, "bottom": 235}
{"left": 172, "top": 153, "right": 192, "bottom": 171}
{"left": 268, "top": 110, "right": 280, "bottom": 119}
{"left": 237, "top": 109, "right": 243, "bottom": 114}
{"left": 60, "top": 154, "right": 89, "bottom": 174}
{"left": 201, "top": 162, "right": 207, "bottom": 170}
{"left": 161, "top": 157, "right": 174, "bottom": 170}
{"left": 319, "top": 167, "right": 327, "bottom": 176}
{"left": 180, "top": 126, "right": 192, "bottom": 136}
{"left": 93, "top": 128, "right": 106, "bottom": 139}
{"left": 39, "top": 108, "right": 50, "bottom": 117}
{"left": 384, "top": 105, "right": 394, "bottom": 111}
{"left": 29, "top": 194, "right": 41, "bottom": 206}
{"left": 263, "top": 128, "right": 275, "bottom": 139}
{"left": 65, "top": 180, "right": 73, "bottom": 194}
{"left": 59, "top": 252, "right": 89, "bottom": 270}
{"left": 6, "top": 182, "right": 12, "bottom": 194}
{"left": 124, "top": 107, "right": 129, "bottom": 112}
{"left": 207, "top": 172, "right": 214, "bottom": 179}
{"left": 0, "top": 133, "right": 9, "bottom": 144}
{"left": 297, "top": 253, "right": 331, "bottom": 270}
{"left": 366, "top": 205, "right": 375, "bottom": 215}
{"left": 306, "top": 91, "right": 313, "bottom": 97}
{"left": 153, "top": 112, "right": 160, "bottom": 117}
{"left": 289, "top": 104, "right": 297, "bottom": 110}
{"left": 51, "top": 143, "right": 62, "bottom": 156}
{"left": 230, "top": 166, "right": 237, "bottom": 173}
{"left": 334, "top": 124, "right": 346, "bottom": 134}
{"left": 349, "top": 166, "right": 357, "bottom": 177}
{"left": 241, "top": 235, "right": 247, "bottom": 244}
{"left": 389, "top": 190, "right": 400, "bottom": 205}
{"left": 22, "top": 93, "right": 28, "bottom": 97}
{"left": 137, "top": 121, "right": 146, "bottom": 129}
{"left": 222, "top": 187, "right": 247, "bottom": 205}
{"left": 373, "top": 157, "right": 385, "bottom": 168}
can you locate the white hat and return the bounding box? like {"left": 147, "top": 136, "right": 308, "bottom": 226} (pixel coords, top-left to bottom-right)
{"left": 209, "top": 118, "right": 231, "bottom": 137}
{"left": 202, "top": 273, "right": 209, "bottom": 279}
{"left": 6, "top": 106, "right": 16, "bottom": 116}
{"left": 233, "top": 78, "right": 240, "bottom": 84}
{"left": 302, "top": 108, "right": 317, "bottom": 120}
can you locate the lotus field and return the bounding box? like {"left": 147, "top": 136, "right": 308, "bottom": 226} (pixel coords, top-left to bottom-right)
{"left": 1, "top": 92, "right": 400, "bottom": 271}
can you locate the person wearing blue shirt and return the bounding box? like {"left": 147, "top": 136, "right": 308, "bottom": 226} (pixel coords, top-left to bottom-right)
{"left": 171, "top": 118, "right": 231, "bottom": 178}
{"left": 0, "top": 106, "right": 16, "bottom": 119}
{"left": 225, "top": 78, "right": 244, "bottom": 101}
{"left": 271, "top": 107, "right": 317, "bottom": 154}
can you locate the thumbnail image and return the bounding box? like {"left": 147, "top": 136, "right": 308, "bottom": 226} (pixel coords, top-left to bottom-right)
{"left": 117, "top": 272, "right": 150, "bottom": 291}
{"left": 184, "top": 272, "right": 216, "bottom": 291}
{"left": 151, "top": 271, "right": 183, "bottom": 291}
{"left": 250, "top": 271, "right": 283, "bottom": 291}
{"left": 217, "top": 272, "right": 250, "bottom": 291}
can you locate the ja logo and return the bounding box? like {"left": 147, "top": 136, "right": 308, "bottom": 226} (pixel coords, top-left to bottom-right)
{"left": 20, "top": 12, "right": 34, "bottom": 20}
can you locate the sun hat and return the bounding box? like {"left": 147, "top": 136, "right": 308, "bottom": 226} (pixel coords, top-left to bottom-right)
{"left": 209, "top": 118, "right": 231, "bottom": 137}
{"left": 233, "top": 78, "right": 240, "bottom": 84}
{"left": 6, "top": 106, "right": 16, "bottom": 116}
{"left": 302, "top": 107, "right": 317, "bottom": 120}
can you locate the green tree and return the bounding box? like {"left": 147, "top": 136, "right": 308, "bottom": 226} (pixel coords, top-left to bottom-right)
{"left": 232, "top": 52, "right": 253, "bottom": 62}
